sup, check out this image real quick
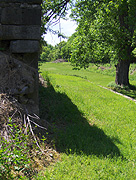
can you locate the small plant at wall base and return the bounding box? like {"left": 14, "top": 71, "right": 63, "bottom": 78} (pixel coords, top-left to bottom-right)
{"left": 0, "top": 119, "right": 31, "bottom": 179}
{"left": 0, "top": 48, "right": 5, "bottom": 51}
{"left": 107, "top": 81, "right": 136, "bottom": 99}
{"left": 107, "top": 81, "right": 121, "bottom": 89}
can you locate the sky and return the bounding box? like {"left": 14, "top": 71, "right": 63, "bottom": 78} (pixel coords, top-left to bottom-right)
{"left": 44, "top": 14, "right": 78, "bottom": 46}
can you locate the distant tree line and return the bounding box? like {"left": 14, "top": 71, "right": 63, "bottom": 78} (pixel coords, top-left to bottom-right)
{"left": 40, "top": 33, "right": 76, "bottom": 62}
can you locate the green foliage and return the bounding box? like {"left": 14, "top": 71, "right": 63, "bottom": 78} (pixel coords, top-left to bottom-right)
{"left": 40, "top": 44, "right": 54, "bottom": 62}
{"left": 41, "top": 0, "right": 136, "bottom": 85}
{"left": 132, "top": 48, "right": 136, "bottom": 58}
{"left": 69, "top": 0, "right": 136, "bottom": 85}
{"left": 41, "top": 0, "right": 70, "bottom": 36}
{"left": 0, "top": 120, "right": 31, "bottom": 179}
{"left": 40, "top": 40, "right": 73, "bottom": 62}
{"left": 107, "top": 81, "right": 121, "bottom": 88}
{"left": 58, "top": 41, "right": 71, "bottom": 61}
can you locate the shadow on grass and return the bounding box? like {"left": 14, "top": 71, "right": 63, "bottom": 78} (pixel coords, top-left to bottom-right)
{"left": 39, "top": 81, "right": 122, "bottom": 158}
{"left": 114, "top": 84, "right": 136, "bottom": 100}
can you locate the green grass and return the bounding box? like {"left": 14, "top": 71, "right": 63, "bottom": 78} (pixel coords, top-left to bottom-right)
{"left": 39, "top": 62, "right": 136, "bottom": 86}
{"left": 39, "top": 62, "right": 136, "bottom": 100}
{"left": 37, "top": 62, "right": 136, "bottom": 179}
{"left": 37, "top": 154, "right": 135, "bottom": 180}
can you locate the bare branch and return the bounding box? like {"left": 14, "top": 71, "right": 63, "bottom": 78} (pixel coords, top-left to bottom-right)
{"left": 26, "top": 115, "right": 45, "bottom": 154}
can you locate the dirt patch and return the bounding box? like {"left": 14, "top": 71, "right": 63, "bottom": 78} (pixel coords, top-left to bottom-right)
{"left": 52, "top": 59, "right": 66, "bottom": 63}
{"left": 98, "top": 66, "right": 106, "bottom": 71}
{"left": 0, "top": 52, "right": 39, "bottom": 115}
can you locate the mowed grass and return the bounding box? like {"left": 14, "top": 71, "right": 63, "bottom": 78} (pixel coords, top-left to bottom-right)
{"left": 39, "top": 62, "right": 115, "bottom": 87}
{"left": 39, "top": 62, "right": 136, "bottom": 87}
{"left": 37, "top": 62, "right": 136, "bottom": 179}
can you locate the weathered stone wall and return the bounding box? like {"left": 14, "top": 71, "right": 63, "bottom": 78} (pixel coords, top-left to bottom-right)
{"left": 0, "top": 0, "right": 42, "bottom": 114}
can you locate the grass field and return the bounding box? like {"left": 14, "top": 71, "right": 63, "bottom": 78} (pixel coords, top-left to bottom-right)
{"left": 37, "top": 62, "right": 136, "bottom": 179}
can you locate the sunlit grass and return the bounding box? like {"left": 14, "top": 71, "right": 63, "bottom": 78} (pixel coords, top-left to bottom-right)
{"left": 40, "top": 62, "right": 136, "bottom": 87}
{"left": 37, "top": 154, "right": 135, "bottom": 180}
{"left": 36, "top": 62, "right": 136, "bottom": 179}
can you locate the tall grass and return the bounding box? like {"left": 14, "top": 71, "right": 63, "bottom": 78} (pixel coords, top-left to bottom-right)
{"left": 37, "top": 62, "right": 136, "bottom": 179}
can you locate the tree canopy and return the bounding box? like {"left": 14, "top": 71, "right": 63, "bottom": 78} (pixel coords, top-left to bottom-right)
{"left": 41, "top": 0, "right": 136, "bottom": 86}
{"left": 41, "top": 0, "right": 71, "bottom": 36}
{"left": 70, "top": 0, "right": 136, "bottom": 86}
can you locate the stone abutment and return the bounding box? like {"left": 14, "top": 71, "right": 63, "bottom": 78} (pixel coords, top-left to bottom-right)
{"left": 0, "top": 0, "right": 42, "bottom": 114}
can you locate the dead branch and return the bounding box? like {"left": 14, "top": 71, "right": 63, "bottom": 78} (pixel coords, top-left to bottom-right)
{"left": 26, "top": 115, "right": 45, "bottom": 154}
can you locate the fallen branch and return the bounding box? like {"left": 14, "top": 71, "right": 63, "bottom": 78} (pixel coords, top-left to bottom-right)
{"left": 26, "top": 115, "right": 45, "bottom": 154}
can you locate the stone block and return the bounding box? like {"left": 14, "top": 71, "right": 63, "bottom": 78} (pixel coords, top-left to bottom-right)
{"left": 1, "top": 7, "right": 21, "bottom": 25}
{"left": 23, "top": 53, "right": 39, "bottom": 69}
{"left": 1, "top": 7, "right": 41, "bottom": 25}
{"left": 22, "top": 8, "right": 41, "bottom": 25}
{"left": 0, "top": 25, "right": 41, "bottom": 40}
{"left": 10, "top": 40, "right": 40, "bottom": 53}
{"left": 12, "top": 52, "right": 39, "bottom": 69}
{"left": 0, "top": 0, "right": 42, "bottom": 4}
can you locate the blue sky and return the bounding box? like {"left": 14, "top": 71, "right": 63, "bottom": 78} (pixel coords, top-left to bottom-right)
{"left": 44, "top": 14, "right": 77, "bottom": 46}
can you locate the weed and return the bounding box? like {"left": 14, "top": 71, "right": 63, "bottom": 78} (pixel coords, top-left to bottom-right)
{"left": 107, "top": 81, "right": 120, "bottom": 88}
{"left": 0, "top": 120, "right": 31, "bottom": 179}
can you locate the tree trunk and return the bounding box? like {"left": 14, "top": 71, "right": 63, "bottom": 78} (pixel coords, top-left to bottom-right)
{"left": 115, "top": 1, "right": 131, "bottom": 87}
{"left": 115, "top": 60, "right": 130, "bottom": 86}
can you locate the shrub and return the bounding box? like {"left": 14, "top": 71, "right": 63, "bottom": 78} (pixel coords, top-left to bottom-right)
{"left": 0, "top": 120, "right": 31, "bottom": 179}
{"left": 107, "top": 81, "right": 120, "bottom": 89}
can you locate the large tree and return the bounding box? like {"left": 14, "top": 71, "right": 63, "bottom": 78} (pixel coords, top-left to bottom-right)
{"left": 70, "top": 0, "right": 136, "bottom": 86}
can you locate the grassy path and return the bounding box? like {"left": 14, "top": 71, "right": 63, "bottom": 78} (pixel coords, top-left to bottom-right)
{"left": 37, "top": 62, "right": 136, "bottom": 179}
